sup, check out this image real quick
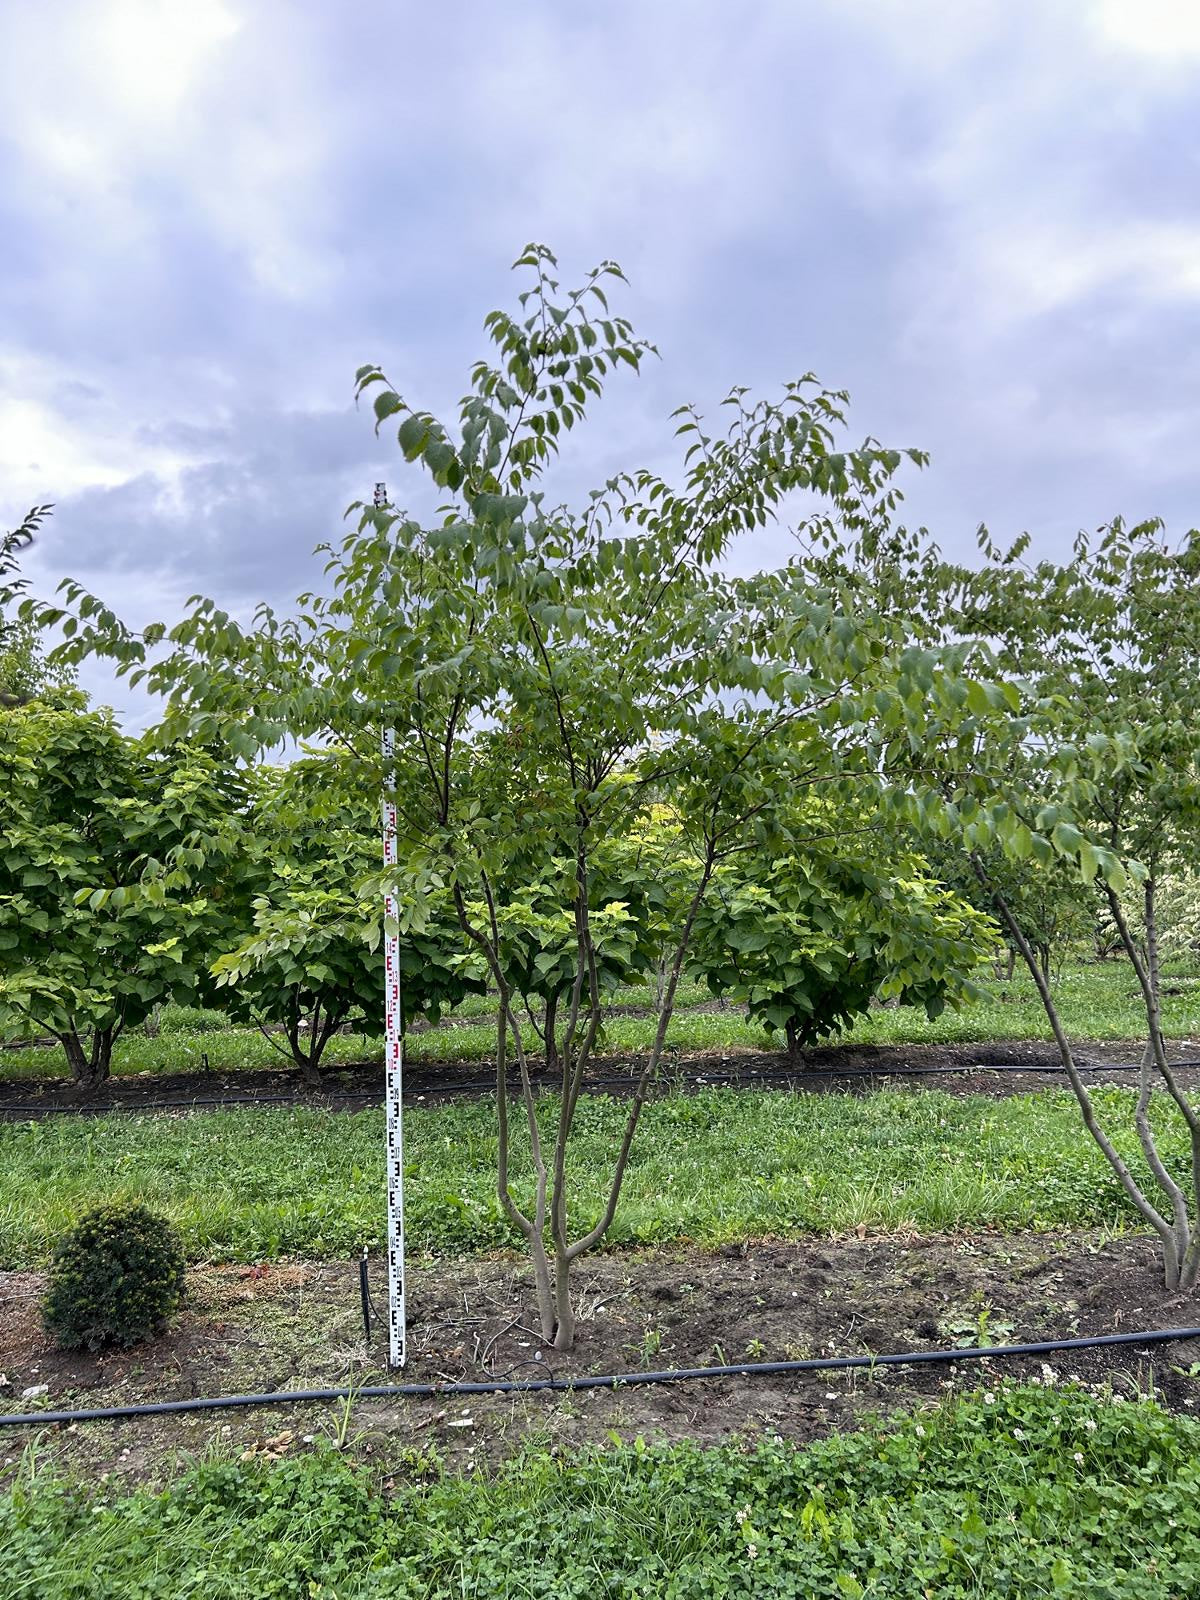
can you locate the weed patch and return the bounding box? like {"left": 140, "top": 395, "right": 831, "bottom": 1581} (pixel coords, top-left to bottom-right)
{"left": 2, "top": 1387, "right": 1198, "bottom": 1596}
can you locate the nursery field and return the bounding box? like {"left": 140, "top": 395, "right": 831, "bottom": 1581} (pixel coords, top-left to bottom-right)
{"left": 6, "top": 1086, "right": 1200, "bottom": 1594}
{"left": 6, "top": 215, "right": 1200, "bottom": 1595}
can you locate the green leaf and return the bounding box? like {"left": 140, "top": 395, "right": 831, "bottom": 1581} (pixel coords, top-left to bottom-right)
{"left": 373, "top": 391, "right": 404, "bottom": 427}
{"left": 398, "top": 415, "right": 427, "bottom": 458}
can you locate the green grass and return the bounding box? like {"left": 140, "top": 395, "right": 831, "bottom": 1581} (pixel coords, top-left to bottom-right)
{"left": 155, "top": 1003, "right": 235, "bottom": 1034}
{"left": 0, "top": 1084, "right": 1192, "bottom": 1267}
{"left": 4, "top": 1386, "right": 1199, "bottom": 1596}
{"left": 846, "top": 963, "right": 1200, "bottom": 1046}
{"left": 4, "top": 963, "right": 1200, "bottom": 1085}
{"left": 0, "top": 1027, "right": 387, "bottom": 1082}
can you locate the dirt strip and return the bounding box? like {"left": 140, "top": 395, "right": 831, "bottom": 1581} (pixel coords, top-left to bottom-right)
{"left": 3, "top": 1229, "right": 1198, "bottom": 1485}
{"left": 3, "top": 1040, "right": 1200, "bottom": 1118}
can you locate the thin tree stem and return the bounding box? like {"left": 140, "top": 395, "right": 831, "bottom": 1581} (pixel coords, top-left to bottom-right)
{"left": 973, "top": 855, "right": 1179, "bottom": 1276}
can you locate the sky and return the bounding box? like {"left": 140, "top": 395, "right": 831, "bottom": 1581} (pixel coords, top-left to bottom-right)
{"left": 2, "top": 0, "right": 1199, "bottom": 725}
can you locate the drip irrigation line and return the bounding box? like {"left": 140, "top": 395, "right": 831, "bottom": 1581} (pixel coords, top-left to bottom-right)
{"left": 4, "top": 1059, "right": 1200, "bottom": 1120}
{"left": 3, "top": 1325, "right": 1199, "bottom": 1430}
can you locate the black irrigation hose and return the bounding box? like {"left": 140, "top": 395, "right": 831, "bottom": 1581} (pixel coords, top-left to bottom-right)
{"left": 3, "top": 1325, "right": 1199, "bottom": 1430}
{"left": 5, "top": 1059, "right": 1200, "bottom": 1120}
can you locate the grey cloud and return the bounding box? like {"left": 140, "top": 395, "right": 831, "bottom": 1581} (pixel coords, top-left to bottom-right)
{"left": 6, "top": 0, "right": 1200, "bottom": 725}
{"left": 54, "top": 407, "right": 391, "bottom": 597}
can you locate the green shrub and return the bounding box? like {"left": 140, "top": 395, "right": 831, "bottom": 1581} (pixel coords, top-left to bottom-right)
{"left": 41, "top": 1202, "right": 186, "bottom": 1351}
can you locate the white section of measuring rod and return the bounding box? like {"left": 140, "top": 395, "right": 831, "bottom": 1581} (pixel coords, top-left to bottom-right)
{"left": 381, "top": 729, "right": 407, "bottom": 1369}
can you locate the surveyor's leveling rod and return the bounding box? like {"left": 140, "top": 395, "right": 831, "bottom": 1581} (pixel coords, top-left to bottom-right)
{"left": 381, "top": 726, "right": 407, "bottom": 1368}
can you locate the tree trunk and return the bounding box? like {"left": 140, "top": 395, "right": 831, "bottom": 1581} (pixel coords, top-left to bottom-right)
{"left": 544, "top": 854, "right": 717, "bottom": 1350}
{"left": 284, "top": 1016, "right": 321, "bottom": 1088}
{"left": 1103, "top": 875, "right": 1200, "bottom": 1289}
{"left": 530, "top": 1232, "right": 556, "bottom": 1342}
{"left": 298, "top": 1008, "right": 349, "bottom": 1088}
{"left": 544, "top": 990, "right": 560, "bottom": 1077}
{"left": 784, "top": 1017, "right": 800, "bottom": 1066}
{"left": 1144, "top": 875, "right": 1162, "bottom": 1035}
{"left": 59, "top": 1028, "right": 114, "bottom": 1095}
{"left": 976, "top": 856, "right": 1187, "bottom": 1289}
{"left": 552, "top": 1249, "right": 576, "bottom": 1351}
{"left": 283, "top": 996, "right": 348, "bottom": 1090}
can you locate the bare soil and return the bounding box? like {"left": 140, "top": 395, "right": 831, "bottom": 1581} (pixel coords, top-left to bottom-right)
{"left": 4, "top": 1039, "right": 1200, "bottom": 1119}
{"left": 4, "top": 1229, "right": 1199, "bottom": 1487}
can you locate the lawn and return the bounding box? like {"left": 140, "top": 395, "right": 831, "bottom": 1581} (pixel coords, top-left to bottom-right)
{"left": 3, "top": 1386, "right": 1197, "bottom": 1597}
{"left": 0, "top": 1084, "right": 1190, "bottom": 1268}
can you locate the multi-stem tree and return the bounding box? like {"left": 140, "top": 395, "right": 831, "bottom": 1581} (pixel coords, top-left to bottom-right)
{"left": 913, "top": 521, "right": 1200, "bottom": 1291}
{"left": 39, "top": 247, "right": 1029, "bottom": 1342}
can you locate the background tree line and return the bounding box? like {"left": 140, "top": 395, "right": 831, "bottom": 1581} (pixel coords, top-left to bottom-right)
{"left": 0, "top": 698, "right": 994, "bottom": 1095}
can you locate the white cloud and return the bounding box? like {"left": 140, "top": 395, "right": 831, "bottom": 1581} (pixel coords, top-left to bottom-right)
{"left": 959, "top": 219, "right": 1200, "bottom": 326}
{"left": 0, "top": 354, "right": 195, "bottom": 503}
{"left": 0, "top": 0, "right": 332, "bottom": 305}
{"left": 0, "top": 0, "right": 242, "bottom": 178}
{"left": 1091, "top": 0, "right": 1200, "bottom": 59}
{"left": 83, "top": 0, "right": 241, "bottom": 118}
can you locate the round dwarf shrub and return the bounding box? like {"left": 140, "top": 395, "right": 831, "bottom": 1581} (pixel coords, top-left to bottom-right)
{"left": 42, "top": 1202, "right": 186, "bottom": 1351}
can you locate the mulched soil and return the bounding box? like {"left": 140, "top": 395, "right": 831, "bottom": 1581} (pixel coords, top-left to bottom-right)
{"left": 3, "top": 1229, "right": 1199, "bottom": 1485}
{"left": 4, "top": 1039, "right": 1200, "bottom": 1119}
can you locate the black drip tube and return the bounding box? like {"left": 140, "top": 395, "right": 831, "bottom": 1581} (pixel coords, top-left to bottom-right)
{"left": 3, "top": 1324, "right": 1198, "bottom": 1430}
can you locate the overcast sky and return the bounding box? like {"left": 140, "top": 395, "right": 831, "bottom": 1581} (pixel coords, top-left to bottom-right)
{"left": 3, "top": 0, "right": 1199, "bottom": 725}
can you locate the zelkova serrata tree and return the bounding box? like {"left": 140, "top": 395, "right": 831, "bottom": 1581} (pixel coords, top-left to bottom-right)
{"left": 40, "top": 247, "right": 1026, "bottom": 1345}
{"left": 981, "top": 525, "right": 1200, "bottom": 1291}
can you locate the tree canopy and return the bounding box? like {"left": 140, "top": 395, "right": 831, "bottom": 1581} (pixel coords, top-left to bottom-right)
{"left": 0, "top": 707, "right": 253, "bottom": 1089}
{"left": 1, "top": 504, "right": 76, "bottom": 705}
